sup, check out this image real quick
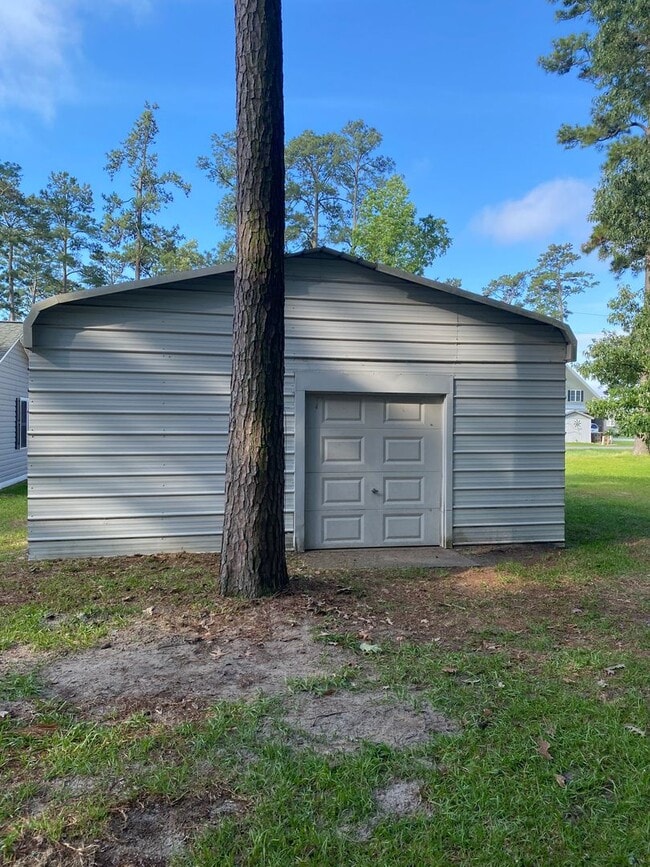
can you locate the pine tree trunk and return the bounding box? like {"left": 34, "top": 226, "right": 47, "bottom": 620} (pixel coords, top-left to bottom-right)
{"left": 220, "top": 0, "right": 289, "bottom": 597}
{"left": 8, "top": 243, "right": 16, "bottom": 321}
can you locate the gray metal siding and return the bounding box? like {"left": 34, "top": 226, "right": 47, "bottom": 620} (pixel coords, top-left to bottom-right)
{"left": 28, "top": 255, "right": 568, "bottom": 558}
{"left": 0, "top": 342, "right": 28, "bottom": 489}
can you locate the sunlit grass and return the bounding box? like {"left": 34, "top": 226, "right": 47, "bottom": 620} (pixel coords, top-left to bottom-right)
{"left": 0, "top": 482, "right": 26, "bottom": 564}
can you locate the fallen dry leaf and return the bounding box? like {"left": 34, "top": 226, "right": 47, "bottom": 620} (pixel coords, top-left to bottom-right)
{"left": 605, "top": 664, "right": 625, "bottom": 675}
{"left": 554, "top": 773, "right": 567, "bottom": 787}
{"left": 537, "top": 739, "right": 554, "bottom": 761}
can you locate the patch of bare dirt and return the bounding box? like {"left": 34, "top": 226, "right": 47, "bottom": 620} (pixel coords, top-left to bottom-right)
{"left": 375, "top": 779, "right": 430, "bottom": 816}
{"left": 94, "top": 793, "right": 245, "bottom": 866}
{"left": 9, "top": 791, "right": 245, "bottom": 867}
{"left": 340, "top": 779, "right": 432, "bottom": 841}
{"left": 279, "top": 689, "right": 459, "bottom": 752}
{"left": 0, "top": 699, "right": 39, "bottom": 723}
{"left": 0, "top": 645, "right": 51, "bottom": 677}
{"left": 41, "top": 617, "right": 353, "bottom": 720}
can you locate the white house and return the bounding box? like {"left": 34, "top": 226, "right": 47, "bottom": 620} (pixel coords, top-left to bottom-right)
{"left": 23, "top": 249, "right": 576, "bottom": 560}
{"left": 565, "top": 366, "right": 602, "bottom": 443}
{"left": 0, "top": 322, "right": 28, "bottom": 490}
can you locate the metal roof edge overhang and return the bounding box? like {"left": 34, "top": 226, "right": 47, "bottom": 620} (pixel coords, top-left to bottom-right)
{"left": 23, "top": 246, "right": 577, "bottom": 361}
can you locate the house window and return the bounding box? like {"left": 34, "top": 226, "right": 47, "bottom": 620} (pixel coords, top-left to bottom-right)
{"left": 15, "top": 398, "right": 27, "bottom": 450}
{"left": 567, "top": 389, "right": 584, "bottom": 403}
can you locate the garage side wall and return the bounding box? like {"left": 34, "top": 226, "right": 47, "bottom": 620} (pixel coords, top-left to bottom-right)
{"left": 27, "top": 275, "right": 295, "bottom": 559}
{"left": 0, "top": 342, "right": 28, "bottom": 489}
{"left": 27, "top": 256, "right": 568, "bottom": 559}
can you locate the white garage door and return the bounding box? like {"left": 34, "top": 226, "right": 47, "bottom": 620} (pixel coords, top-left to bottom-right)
{"left": 305, "top": 394, "right": 443, "bottom": 549}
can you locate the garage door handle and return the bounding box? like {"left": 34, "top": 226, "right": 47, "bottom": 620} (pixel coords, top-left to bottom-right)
{"left": 371, "top": 488, "right": 380, "bottom": 495}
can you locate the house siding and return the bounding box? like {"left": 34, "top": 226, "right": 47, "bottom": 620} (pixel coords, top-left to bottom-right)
{"left": 0, "top": 341, "right": 28, "bottom": 490}
{"left": 27, "top": 254, "right": 568, "bottom": 558}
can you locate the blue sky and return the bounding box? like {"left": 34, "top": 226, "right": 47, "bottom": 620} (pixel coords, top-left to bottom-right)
{"left": 0, "top": 0, "right": 627, "bottom": 359}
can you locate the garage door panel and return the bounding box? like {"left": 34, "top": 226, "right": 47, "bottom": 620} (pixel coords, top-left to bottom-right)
{"left": 322, "top": 435, "right": 364, "bottom": 464}
{"left": 321, "top": 397, "right": 365, "bottom": 423}
{"left": 323, "top": 514, "right": 364, "bottom": 545}
{"left": 306, "top": 428, "right": 382, "bottom": 471}
{"left": 384, "top": 476, "right": 423, "bottom": 504}
{"left": 383, "top": 512, "right": 424, "bottom": 542}
{"left": 384, "top": 401, "right": 425, "bottom": 423}
{"left": 321, "top": 476, "right": 364, "bottom": 506}
{"left": 305, "top": 511, "right": 366, "bottom": 546}
{"left": 383, "top": 436, "right": 424, "bottom": 464}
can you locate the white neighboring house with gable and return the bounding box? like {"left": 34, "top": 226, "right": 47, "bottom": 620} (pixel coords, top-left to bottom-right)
{"left": 0, "top": 322, "right": 28, "bottom": 489}
{"left": 565, "top": 366, "right": 601, "bottom": 443}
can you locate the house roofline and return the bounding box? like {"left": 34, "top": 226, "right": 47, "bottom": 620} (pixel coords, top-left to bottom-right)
{"left": 0, "top": 336, "right": 22, "bottom": 364}
{"left": 23, "top": 247, "right": 577, "bottom": 359}
{"left": 566, "top": 363, "right": 602, "bottom": 399}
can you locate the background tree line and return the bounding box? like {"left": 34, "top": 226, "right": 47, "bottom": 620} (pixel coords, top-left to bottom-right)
{"left": 197, "top": 120, "right": 451, "bottom": 273}
{"left": 0, "top": 110, "right": 452, "bottom": 321}
{"left": 540, "top": 0, "right": 650, "bottom": 453}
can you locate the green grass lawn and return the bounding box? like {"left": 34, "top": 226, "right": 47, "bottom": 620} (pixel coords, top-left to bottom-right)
{"left": 0, "top": 453, "right": 648, "bottom": 866}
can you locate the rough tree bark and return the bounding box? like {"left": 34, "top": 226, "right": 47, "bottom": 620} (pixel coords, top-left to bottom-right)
{"left": 220, "top": 0, "right": 289, "bottom": 596}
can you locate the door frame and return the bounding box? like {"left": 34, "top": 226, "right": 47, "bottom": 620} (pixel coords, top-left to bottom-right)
{"left": 293, "top": 370, "right": 454, "bottom": 551}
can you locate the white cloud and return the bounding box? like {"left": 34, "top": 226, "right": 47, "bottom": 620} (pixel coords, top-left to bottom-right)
{"left": 471, "top": 178, "right": 593, "bottom": 244}
{"left": 0, "top": 0, "right": 150, "bottom": 120}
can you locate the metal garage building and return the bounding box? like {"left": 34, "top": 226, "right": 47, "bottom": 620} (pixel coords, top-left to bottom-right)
{"left": 23, "top": 248, "right": 576, "bottom": 560}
